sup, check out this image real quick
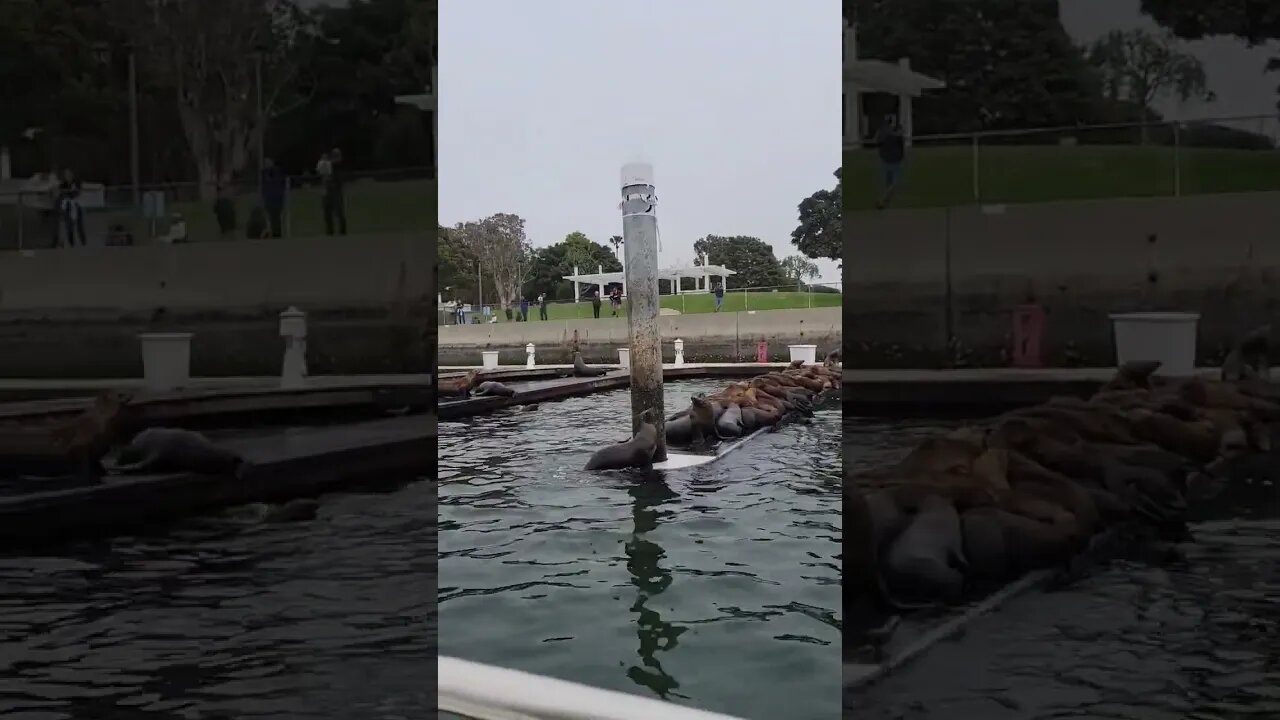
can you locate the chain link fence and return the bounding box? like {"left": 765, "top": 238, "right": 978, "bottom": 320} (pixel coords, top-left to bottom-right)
{"left": 0, "top": 166, "right": 434, "bottom": 250}
{"left": 846, "top": 113, "right": 1280, "bottom": 210}
{"left": 438, "top": 282, "right": 843, "bottom": 325}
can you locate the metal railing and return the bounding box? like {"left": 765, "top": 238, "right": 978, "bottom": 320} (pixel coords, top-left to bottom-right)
{"left": 438, "top": 282, "right": 843, "bottom": 325}
{"left": 0, "top": 166, "right": 434, "bottom": 250}
{"left": 845, "top": 112, "right": 1280, "bottom": 209}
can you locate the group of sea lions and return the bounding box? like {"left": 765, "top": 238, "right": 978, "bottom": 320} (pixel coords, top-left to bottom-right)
{"left": 439, "top": 352, "right": 609, "bottom": 401}
{"left": 0, "top": 391, "right": 248, "bottom": 483}
{"left": 847, "top": 353, "right": 1280, "bottom": 655}
{"left": 664, "top": 355, "right": 842, "bottom": 450}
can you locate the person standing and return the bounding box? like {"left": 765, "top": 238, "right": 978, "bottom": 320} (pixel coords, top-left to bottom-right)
{"left": 713, "top": 281, "right": 725, "bottom": 312}
{"left": 875, "top": 113, "right": 906, "bottom": 209}
{"left": 57, "top": 169, "right": 86, "bottom": 246}
{"left": 590, "top": 288, "right": 602, "bottom": 319}
{"left": 261, "top": 157, "right": 287, "bottom": 238}
{"left": 609, "top": 286, "right": 622, "bottom": 316}
{"left": 503, "top": 301, "right": 513, "bottom": 322}
{"left": 454, "top": 298, "right": 466, "bottom": 325}
{"left": 538, "top": 292, "right": 549, "bottom": 321}
{"left": 321, "top": 148, "right": 347, "bottom": 235}
{"left": 519, "top": 296, "right": 530, "bottom": 322}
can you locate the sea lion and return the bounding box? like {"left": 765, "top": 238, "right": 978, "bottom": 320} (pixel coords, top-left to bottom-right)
{"left": 572, "top": 352, "right": 609, "bottom": 378}
{"left": 440, "top": 370, "right": 479, "bottom": 398}
{"left": 1222, "top": 325, "right": 1270, "bottom": 383}
{"left": 687, "top": 394, "right": 721, "bottom": 447}
{"left": 473, "top": 381, "right": 516, "bottom": 397}
{"left": 1100, "top": 360, "right": 1163, "bottom": 392}
{"left": 110, "top": 427, "right": 245, "bottom": 476}
{"left": 789, "top": 359, "right": 807, "bottom": 368}
{"left": 583, "top": 409, "right": 658, "bottom": 471}
{"left": 961, "top": 506, "right": 1075, "bottom": 584}
{"left": 824, "top": 348, "right": 842, "bottom": 366}
{"left": 882, "top": 494, "right": 968, "bottom": 604}
{"left": 6, "top": 390, "right": 134, "bottom": 481}
{"left": 715, "top": 402, "right": 744, "bottom": 438}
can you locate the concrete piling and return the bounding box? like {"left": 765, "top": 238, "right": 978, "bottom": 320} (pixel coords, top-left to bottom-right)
{"left": 620, "top": 162, "right": 666, "bottom": 460}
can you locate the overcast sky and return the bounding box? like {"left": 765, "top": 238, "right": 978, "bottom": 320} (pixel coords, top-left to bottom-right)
{"left": 439, "top": 0, "right": 842, "bottom": 285}
{"left": 1061, "top": 0, "right": 1280, "bottom": 138}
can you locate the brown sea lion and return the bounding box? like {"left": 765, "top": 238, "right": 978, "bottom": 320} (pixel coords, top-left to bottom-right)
{"left": 882, "top": 494, "right": 968, "bottom": 605}
{"left": 572, "top": 352, "right": 609, "bottom": 378}
{"left": 1100, "top": 360, "right": 1163, "bottom": 392}
{"left": 824, "top": 348, "right": 842, "bottom": 366}
{"left": 584, "top": 409, "right": 658, "bottom": 471}
{"left": 473, "top": 380, "right": 516, "bottom": 397}
{"left": 1221, "top": 325, "right": 1270, "bottom": 383}
{"left": 440, "top": 370, "right": 479, "bottom": 398}
{"left": 687, "top": 394, "right": 720, "bottom": 447}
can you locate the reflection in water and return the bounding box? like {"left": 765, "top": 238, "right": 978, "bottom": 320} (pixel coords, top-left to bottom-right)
{"left": 440, "top": 380, "right": 841, "bottom": 720}
{"left": 845, "top": 416, "right": 1280, "bottom": 720}
{"left": 624, "top": 477, "right": 685, "bottom": 699}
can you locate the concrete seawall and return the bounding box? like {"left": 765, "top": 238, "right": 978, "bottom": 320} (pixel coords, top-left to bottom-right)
{"left": 0, "top": 234, "right": 431, "bottom": 377}
{"left": 846, "top": 192, "right": 1280, "bottom": 368}
{"left": 437, "top": 307, "right": 842, "bottom": 365}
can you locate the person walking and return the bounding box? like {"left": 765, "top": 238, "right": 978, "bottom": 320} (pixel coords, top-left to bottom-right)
{"left": 261, "top": 157, "right": 287, "bottom": 238}
{"left": 538, "top": 292, "right": 549, "bottom": 321}
{"left": 590, "top": 288, "right": 602, "bottom": 319}
{"left": 875, "top": 113, "right": 906, "bottom": 209}
{"left": 57, "top": 169, "right": 87, "bottom": 246}
{"left": 713, "top": 281, "right": 725, "bottom": 312}
{"left": 321, "top": 148, "right": 347, "bottom": 235}
{"left": 519, "top": 296, "right": 530, "bottom": 322}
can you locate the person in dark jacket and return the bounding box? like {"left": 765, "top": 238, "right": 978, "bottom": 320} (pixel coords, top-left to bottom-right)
{"left": 261, "top": 157, "right": 287, "bottom": 237}
{"left": 321, "top": 147, "right": 347, "bottom": 235}
{"left": 519, "top": 296, "right": 530, "bottom": 322}
{"left": 538, "top": 292, "right": 549, "bottom": 321}
{"left": 57, "top": 169, "right": 87, "bottom": 246}
{"left": 590, "top": 288, "right": 601, "bottom": 319}
{"left": 875, "top": 113, "right": 906, "bottom": 209}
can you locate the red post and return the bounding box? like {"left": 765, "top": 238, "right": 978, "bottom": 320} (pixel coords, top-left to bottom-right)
{"left": 756, "top": 341, "right": 768, "bottom": 363}
{"left": 1012, "top": 304, "right": 1046, "bottom": 368}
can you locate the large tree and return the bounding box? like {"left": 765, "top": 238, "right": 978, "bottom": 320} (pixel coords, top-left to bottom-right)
{"left": 692, "top": 235, "right": 787, "bottom": 290}
{"left": 791, "top": 168, "right": 842, "bottom": 264}
{"left": 853, "top": 0, "right": 1107, "bottom": 135}
{"left": 526, "top": 232, "right": 621, "bottom": 301}
{"left": 780, "top": 255, "right": 820, "bottom": 289}
{"left": 1140, "top": 0, "right": 1280, "bottom": 110}
{"left": 450, "top": 213, "right": 533, "bottom": 310}
{"left": 1086, "top": 29, "right": 1211, "bottom": 142}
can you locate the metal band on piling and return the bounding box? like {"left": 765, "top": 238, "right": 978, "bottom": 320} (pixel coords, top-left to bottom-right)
{"left": 620, "top": 162, "right": 666, "bottom": 461}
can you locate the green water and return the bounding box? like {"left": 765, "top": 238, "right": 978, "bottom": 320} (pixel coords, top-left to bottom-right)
{"left": 438, "top": 380, "right": 841, "bottom": 719}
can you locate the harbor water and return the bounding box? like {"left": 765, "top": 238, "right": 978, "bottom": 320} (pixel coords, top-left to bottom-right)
{"left": 439, "top": 379, "right": 842, "bottom": 720}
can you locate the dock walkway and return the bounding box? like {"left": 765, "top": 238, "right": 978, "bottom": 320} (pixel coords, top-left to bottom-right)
{"left": 0, "top": 414, "right": 435, "bottom": 545}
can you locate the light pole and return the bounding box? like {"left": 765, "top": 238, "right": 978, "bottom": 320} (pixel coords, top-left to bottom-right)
{"left": 92, "top": 41, "right": 141, "bottom": 209}
{"left": 253, "top": 46, "right": 266, "bottom": 196}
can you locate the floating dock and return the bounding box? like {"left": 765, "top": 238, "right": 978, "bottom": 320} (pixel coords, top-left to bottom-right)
{"left": 0, "top": 414, "right": 435, "bottom": 546}
{"left": 0, "top": 374, "right": 431, "bottom": 428}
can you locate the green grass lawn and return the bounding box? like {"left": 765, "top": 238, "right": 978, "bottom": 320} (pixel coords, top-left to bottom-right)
{"left": 103, "top": 178, "right": 435, "bottom": 242}
{"left": 468, "top": 290, "right": 842, "bottom": 323}
{"left": 844, "top": 145, "right": 1280, "bottom": 210}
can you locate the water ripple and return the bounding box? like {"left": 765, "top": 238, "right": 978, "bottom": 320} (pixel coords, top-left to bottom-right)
{"left": 439, "top": 380, "right": 841, "bottom": 720}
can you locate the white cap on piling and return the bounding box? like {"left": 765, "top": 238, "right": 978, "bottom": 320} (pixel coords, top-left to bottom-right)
{"left": 621, "top": 162, "right": 654, "bottom": 188}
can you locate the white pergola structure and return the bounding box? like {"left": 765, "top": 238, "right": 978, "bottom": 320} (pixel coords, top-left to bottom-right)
{"left": 844, "top": 17, "right": 945, "bottom": 148}
{"left": 396, "top": 64, "right": 436, "bottom": 169}
{"left": 563, "top": 264, "right": 737, "bottom": 302}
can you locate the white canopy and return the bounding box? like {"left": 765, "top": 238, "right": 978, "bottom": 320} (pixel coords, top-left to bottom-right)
{"left": 846, "top": 59, "right": 945, "bottom": 97}
{"left": 563, "top": 264, "right": 737, "bottom": 286}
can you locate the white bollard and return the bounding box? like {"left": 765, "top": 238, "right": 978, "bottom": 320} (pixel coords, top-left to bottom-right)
{"left": 481, "top": 350, "right": 500, "bottom": 369}
{"left": 618, "top": 347, "right": 631, "bottom": 368}
{"left": 279, "top": 307, "right": 308, "bottom": 388}
{"left": 673, "top": 338, "right": 685, "bottom": 366}
{"left": 788, "top": 344, "right": 817, "bottom": 365}
{"left": 526, "top": 343, "right": 536, "bottom": 368}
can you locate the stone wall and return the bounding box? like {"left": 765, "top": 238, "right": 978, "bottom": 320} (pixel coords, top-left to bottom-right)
{"left": 438, "top": 307, "right": 842, "bottom": 365}
{"left": 0, "top": 234, "right": 431, "bottom": 377}
{"left": 845, "top": 192, "right": 1280, "bottom": 368}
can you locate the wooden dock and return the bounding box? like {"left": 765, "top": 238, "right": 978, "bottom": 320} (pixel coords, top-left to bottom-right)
{"left": 0, "top": 374, "right": 432, "bottom": 428}
{"left": 0, "top": 414, "right": 435, "bottom": 545}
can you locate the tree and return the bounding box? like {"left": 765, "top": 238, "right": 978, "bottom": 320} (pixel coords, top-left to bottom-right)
{"left": 692, "top": 235, "right": 787, "bottom": 290}
{"left": 1140, "top": 0, "right": 1280, "bottom": 111}
{"left": 526, "top": 232, "right": 621, "bottom": 301}
{"left": 1086, "top": 29, "right": 1212, "bottom": 143}
{"left": 791, "top": 167, "right": 842, "bottom": 264}
{"left": 451, "top": 213, "right": 533, "bottom": 310}
{"left": 780, "top": 255, "right": 820, "bottom": 289}
{"left": 853, "top": 0, "right": 1107, "bottom": 135}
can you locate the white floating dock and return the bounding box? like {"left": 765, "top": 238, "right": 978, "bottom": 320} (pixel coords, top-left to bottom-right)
{"left": 652, "top": 426, "right": 769, "bottom": 470}
{"left": 439, "top": 656, "right": 747, "bottom": 720}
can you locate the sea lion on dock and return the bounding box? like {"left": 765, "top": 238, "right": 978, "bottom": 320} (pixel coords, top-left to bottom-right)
{"left": 824, "top": 349, "right": 842, "bottom": 366}
{"left": 473, "top": 381, "right": 516, "bottom": 397}
{"left": 439, "top": 370, "right": 479, "bottom": 398}
{"left": 583, "top": 409, "right": 658, "bottom": 471}
{"left": 1222, "top": 325, "right": 1270, "bottom": 383}
{"left": 687, "top": 394, "right": 721, "bottom": 447}
{"left": 882, "top": 494, "right": 968, "bottom": 605}
{"left": 110, "top": 427, "right": 245, "bottom": 476}
{"left": 1100, "top": 360, "right": 1163, "bottom": 392}
{"left": 572, "top": 352, "right": 609, "bottom": 378}
{"left": 715, "top": 402, "right": 744, "bottom": 438}
{"left": 961, "top": 506, "right": 1075, "bottom": 584}
{"left": 53, "top": 390, "right": 133, "bottom": 480}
